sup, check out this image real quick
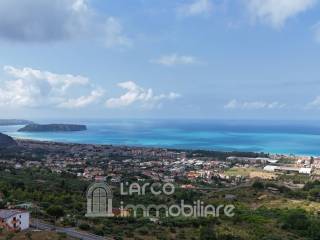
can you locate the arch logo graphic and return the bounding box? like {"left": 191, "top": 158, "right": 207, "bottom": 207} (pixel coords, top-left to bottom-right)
{"left": 85, "top": 182, "right": 114, "bottom": 217}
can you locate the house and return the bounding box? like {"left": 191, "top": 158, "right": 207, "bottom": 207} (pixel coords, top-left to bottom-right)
{"left": 264, "top": 165, "right": 312, "bottom": 175}
{"left": 111, "top": 176, "right": 121, "bottom": 183}
{"left": 95, "top": 176, "right": 107, "bottom": 182}
{"left": 299, "top": 168, "right": 312, "bottom": 175}
{"left": 14, "top": 163, "right": 22, "bottom": 169}
{"left": 263, "top": 165, "right": 278, "bottom": 172}
{"left": 267, "top": 187, "right": 280, "bottom": 194}
{"left": 313, "top": 158, "right": 320, "bottom": 169}
{"left": 181, "top": 184, "right": 196, "bottom": 189}
{"left": 15, "top": 203, "right": 33, "bottom": 210}
{"left": 112, "top": 208, "right": 130, "bottom": 217}
{"left": 225, "top": 194, "right": 237, "bottom": 201}
{"left": 0, "top": 209, "right": 30, "bottom": 231}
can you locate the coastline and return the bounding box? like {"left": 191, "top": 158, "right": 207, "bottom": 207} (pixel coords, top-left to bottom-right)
{"left": 13, "top": 136, "right": 315, "bottom": 158}
{"left": 2, "top": 119, "right": 320, "bottom": 156}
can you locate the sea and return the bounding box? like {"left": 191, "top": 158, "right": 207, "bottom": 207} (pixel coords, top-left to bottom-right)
{"left": 1, "top": 119, "right": 320, "bottom": 156}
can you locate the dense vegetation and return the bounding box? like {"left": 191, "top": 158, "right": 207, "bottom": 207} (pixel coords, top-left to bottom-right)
{"left": 0, "top": 167, "right": 320, "bottom": 239}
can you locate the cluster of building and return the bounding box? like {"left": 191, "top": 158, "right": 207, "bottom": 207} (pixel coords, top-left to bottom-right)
{"left": 2, "top": 140, "right": 183, "bottom": 178}
{"left": 1, "top": 140, "right": 250, "bottom": 187}
{"left": 263, "top": 165, "right": 312, "bottom": 175}
{"left": 263, "top": 155, "right": 320, "bottom": 177}
{"left": 226, "top": 155, "right": 320, "bottom": 177}
{"left": 2, "top": 140, "right": 320, "bottom": 188}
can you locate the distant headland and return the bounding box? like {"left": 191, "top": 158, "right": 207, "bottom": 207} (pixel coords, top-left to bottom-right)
{"left": 0, "top": 119, "right": 33, "bottom": 126}
{"left": 18, "top": 124, "right": 87, "bottom": 132}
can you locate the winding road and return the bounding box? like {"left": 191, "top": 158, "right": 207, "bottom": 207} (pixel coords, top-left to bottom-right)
{"left": 31, "top": 219, "right": 110, "bottom": 240}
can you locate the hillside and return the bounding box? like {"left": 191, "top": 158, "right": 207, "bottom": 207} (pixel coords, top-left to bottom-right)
{"left": 0, "top": 133, "right": 17, "bottom": 148}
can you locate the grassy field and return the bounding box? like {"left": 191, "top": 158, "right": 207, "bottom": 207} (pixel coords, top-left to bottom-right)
{"left": 225, "top": 167, "right": 262, "bottom": 177}
{"left": 262, "top": 198, "right": 320, "bottom": 212}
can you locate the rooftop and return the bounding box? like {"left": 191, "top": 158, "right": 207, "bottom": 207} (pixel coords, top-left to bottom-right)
{"left": 0, "top": 209, "right": 26, "bottom": 219}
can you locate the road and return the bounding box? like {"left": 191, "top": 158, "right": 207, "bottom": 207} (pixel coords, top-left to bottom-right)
{"left": 31, "top": 219, "right": 110, "bottom": 240}
{"left": 191, "top": 181, "right": 252, "bottom": 192}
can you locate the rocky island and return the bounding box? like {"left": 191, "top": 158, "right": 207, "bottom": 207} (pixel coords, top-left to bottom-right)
{"left": 18, "top": 124, "right": 87, "bottom": 132}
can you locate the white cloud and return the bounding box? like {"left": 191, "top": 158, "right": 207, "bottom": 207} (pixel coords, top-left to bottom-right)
{"left": 152, "top": 54, "right": 198, "bottom": 67}
{"left": 224, "top": 99, "right": 286, "bottom": 109}
{"left": 244, "top": 0, "right": 317, "bottom": 28}
{"left": 58, "top": 88, "right": 104, "bottom": 109}
{"left": 178, "top": 0, "right": 213, "bottom": 17}
{"left": 3, "top": 65, "right": 89, "bottom": 92}
{"left": 307, "top": 96, "right": 320, "bottom": 108}
{"left": 104, "top": 17, "right": 132, "bottom": 48}
{"left": 72, "top": 0, "right": 89, "bottom": 12}
{"left": 0, "top": 66, "right": 103, "bottom": 109}
{"left": 106, "top": 81, "right": 180, "bottom": 109}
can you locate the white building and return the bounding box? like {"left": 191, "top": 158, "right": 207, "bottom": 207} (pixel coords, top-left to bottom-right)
{"left": 299, "top": 168, "right": 312, "bottom": 175}
{"left": 263, "top": 165, "right": 278, "bottom": 172}
{"left": 0, "top": 210, "right": 29, "bottom": 231}
{"left": 264, "top": 165, "right": 312, "bottom": 175}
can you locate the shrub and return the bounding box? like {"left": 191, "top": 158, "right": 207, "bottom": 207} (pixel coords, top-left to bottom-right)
{"left": 199, "top": 225, "right": 217, "bottom": 240}
{"left": 58, "top": 232, "right": 67, "bottom": 240}
{"left": 252, "top": 181, "right": 264, "bottom": 190}
{"left": 5, "top": 233, "right": 15, "bottom": 240}
{"left": 219, "top": 234, "right": 243, "bottom": 240}
{"left": 281, "top": 209, "right": 310, "bottom": 231}
{"left": 261, "top": 235, "right": 282, "bottom": 240}
{"left": 25, "top": 232, "right": 32, "bottom": 240}
{"left": 46, "top": 205, "right": 65, "bottom": 218}
{"left": 138, "top": 226, "right": 149, "bottom": 235}
{"left": 79, "top": 223, "right": 91, "bottom": 231}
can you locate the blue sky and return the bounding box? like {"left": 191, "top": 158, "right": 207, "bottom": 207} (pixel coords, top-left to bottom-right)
{"left": 0, "top": 0, "right": 320, "bottom": 120}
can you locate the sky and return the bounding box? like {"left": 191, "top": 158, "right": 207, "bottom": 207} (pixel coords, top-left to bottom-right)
{"left": 0, "top": 0, "right": 320, "bottom": 120}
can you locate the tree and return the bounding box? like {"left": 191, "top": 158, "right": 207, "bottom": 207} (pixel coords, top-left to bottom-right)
{"left": 261, "top": 235, "right": 282, "bottom": 240}
{"left": 281, "top": 209, "right": 310, "bottom": 231}
{"left": 79, "top": 223, "right": 91, "bottom": 231}
{"left": 200, "top": 225, "right": 217, "bottom": 240}
{"left": 252, "top": 181, "right": 264, "bottom": 190}
{"left": 219, "top": 234, "right": 243, "bottom": 240}
{"left": 309, "top": 219, "right": 320, "bottom": 240}
{"left": 177, "top": 230, "right": 186, "bottom": 239}
{"left": 5, "top": 233, "right": 15, "bottom": 240}
{"left": 46, "top": 205, "right": 65, "bottom": 218}
{"left": 58, "top": 232, "right": 67, "bottom": 240}
{"left": 25, "top": 232, "right": 32, "bottom": 240}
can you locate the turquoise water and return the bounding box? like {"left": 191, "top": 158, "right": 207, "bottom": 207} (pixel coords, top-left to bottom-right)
{"left": 1, "top": 119, "right": 320, "bottom": 156}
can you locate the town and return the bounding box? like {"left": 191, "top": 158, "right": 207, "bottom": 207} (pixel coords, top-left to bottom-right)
{"left": 3, "top": 139, "right": 319, "bottom": 186}
{"left": 1, "top": 138, "right": 320, "bottom": 239}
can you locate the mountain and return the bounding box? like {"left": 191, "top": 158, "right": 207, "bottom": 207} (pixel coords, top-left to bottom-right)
{"left": 0, "top": 133, "right": 17, "bottom": 148}
{"left": 18, "top": 124, "right": 87, "bottom": 132}
{"left": 0, "top": 119, "right": 33, "bottom": 126}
